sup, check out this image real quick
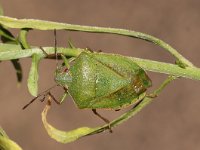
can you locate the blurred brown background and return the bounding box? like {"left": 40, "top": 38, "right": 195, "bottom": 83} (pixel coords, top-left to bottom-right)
{"left": 1, "top": 0, "right": 200, "bottom": 150}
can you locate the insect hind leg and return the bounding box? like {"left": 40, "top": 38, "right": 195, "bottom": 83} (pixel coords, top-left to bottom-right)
{"left": 92, "top": 109, "right": 113, "bottom": 133}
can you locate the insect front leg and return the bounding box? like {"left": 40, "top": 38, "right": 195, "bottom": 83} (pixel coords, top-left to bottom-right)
{"left": 22, "top": 85, "right": 59, "bottom": 109}
{"left": 59, "top": 87, "right": 69, "bottom": 104}
{"left": 92, "top": 109, "right": 113, "bottom": 133}
{"left": 39, "top": 46, "right": 57, "bottom": 59}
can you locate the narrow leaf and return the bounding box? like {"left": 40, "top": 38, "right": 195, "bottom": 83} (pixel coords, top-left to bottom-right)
{"left": 0, "top": 43, "right": 82, "bottom": 61}
{"left": 0, "top": 25, "right": 22, "bottom": 84}
{"left": 0, "top": 16, "right": 194, "bottom": 67}
{"left": 0, "top": 26, "right": 17, "bottom": 43}
{"left": 27, "top": 53, "right": 41, "bottom": 96}
{"left": 42, "top": 101, "right": 100, "bottom": 143}
{"left": 18, "top": 28, "right": 31, "bottom": 49}
{"left": 0, "top": 43, "right": 199, "bottom": 81}
{"left": 0, "top": 127, "right": 22, "bottom": 150}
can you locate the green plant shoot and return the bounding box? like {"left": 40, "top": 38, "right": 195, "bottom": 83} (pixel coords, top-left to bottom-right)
{"left": 1, "top": 15, "right": 200, "bottom": 144}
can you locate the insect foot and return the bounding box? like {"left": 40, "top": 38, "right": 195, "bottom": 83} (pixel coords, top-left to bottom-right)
{"left": 146, "top": 93, "right": 158, "bottom": 98}
{"left": 92, "top": 109, "right": 113, "bottom": 133}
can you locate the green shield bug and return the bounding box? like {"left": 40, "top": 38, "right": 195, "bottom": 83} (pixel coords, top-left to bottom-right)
{"left": 55, "top": 51, "right": 152, "bottom": 122}
{"left": 23, "top": 30, "right": 152, "bottom": 130}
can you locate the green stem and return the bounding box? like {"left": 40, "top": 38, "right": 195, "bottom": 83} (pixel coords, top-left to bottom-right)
{"left": 0, "top": 44, "right": 200, "bottom": 81}
{"left": 18, "top": 28, "right": 31, "bottom": 49}
{"left": 0, "top": 16, "right": 194, "bottom": 67}
{"left": 90, "top": 76, "right": 176, "bottom": 134}
{"left": 129, "top": 57, "right": 200, "bottom": 80}
{"left": 0, "top": 44, "right": 83, "bottom": 60}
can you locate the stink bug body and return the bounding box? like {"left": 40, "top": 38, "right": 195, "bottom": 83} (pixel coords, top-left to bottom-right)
{"left": 55, "top": 51, "right": 152, "bottom": 110}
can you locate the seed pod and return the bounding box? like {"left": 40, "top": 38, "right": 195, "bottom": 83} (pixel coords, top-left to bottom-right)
{"left": 55, "top": 52, "right": 152, "bottom": 109}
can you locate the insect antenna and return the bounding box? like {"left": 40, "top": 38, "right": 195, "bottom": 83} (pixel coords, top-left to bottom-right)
{"left": 22, "top": 85, "right": 58, "bottom": 110}
{"left": 23, "top": 30, "right": 62, "bottom": 110}
{"left": 54, "top": 29, "right": 58, "bottom": 68}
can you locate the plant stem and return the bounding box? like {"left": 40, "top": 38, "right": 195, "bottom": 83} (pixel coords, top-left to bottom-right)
{"left": 0, "top": 45, "right": 83, "bottom": 60}
{"left": 0, "top": 44, "right": 200, "bottom": 81}
{"left": 129, "top": 57, "right": 200, "bottom": 80}
{"left": 90, "top": 76, "right": 176, "bottom": 134}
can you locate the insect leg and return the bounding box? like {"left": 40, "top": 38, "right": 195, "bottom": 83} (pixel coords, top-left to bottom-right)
{"left": 92, "top": 109, "right": 112, "bottom": 133}
{"left": 22, "top": 96, "right": 40, "bottom": 110}
{"left": 60, "top": 54, "right": 70, "bottom": 68}
{"left": 39, "top": 46, "right": 56, "bottom": 58}
{"left": 146, "top": 93, "right": 157, "bottom": 98}
{"left": 59, "top": 87, "right": 69, "bottom": 104}
{"left": 39, "top": 30, "right": 58, "bottom": 59}
{"left": 47, "top": 92, "right": 59, "bottom": 105}
{"left": 131, "top": 95, "right": 148, "bottom": 110}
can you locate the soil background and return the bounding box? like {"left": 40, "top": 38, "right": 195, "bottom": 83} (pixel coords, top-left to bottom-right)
{"left": 1, "top": 0, "right": 200, "bottom": 150}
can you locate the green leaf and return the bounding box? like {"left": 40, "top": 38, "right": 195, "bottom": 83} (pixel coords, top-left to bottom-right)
{"left": 18, "top": 28, "right": 31, "bottom": 49}
{"left": 0, "top": 127, "right": 22, "bottom": 150}
{"left": 0, "top": 43, "right": 199, "bottom": 81}
{"left": 0, "top": 16, "right": 194, "bottom": 67}
{"left": 42, "top": 101, "right": 99, "bottom": 143}
{"left": 0, "top": 17, "right": 17, "bottom": 44}
{"left": 0, "top": 25, "right": 17, "bottom": 43}
{"left": 0, "top": 43, "right": 82, "bottom": 60}
{"left": 0, "top": 25, "right": 22, "bottom": 84}
{"left": 27, "top": 53, "right": 41, "bottom": 96}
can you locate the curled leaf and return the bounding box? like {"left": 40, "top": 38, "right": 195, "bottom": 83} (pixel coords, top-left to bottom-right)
{"left": 41, "top": 100, "right": 99, "bottom": 143}
{"left": 27, "top": 53, "right": 41, "bottom": 96}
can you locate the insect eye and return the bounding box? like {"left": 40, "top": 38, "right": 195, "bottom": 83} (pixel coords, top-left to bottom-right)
{"left": 63, "top": 68, "right": 69, "bottom": 72}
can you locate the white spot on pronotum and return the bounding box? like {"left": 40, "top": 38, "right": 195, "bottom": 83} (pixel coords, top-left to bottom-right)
{"left": 95, "top": 78, "right": 99, "bottom": 83}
